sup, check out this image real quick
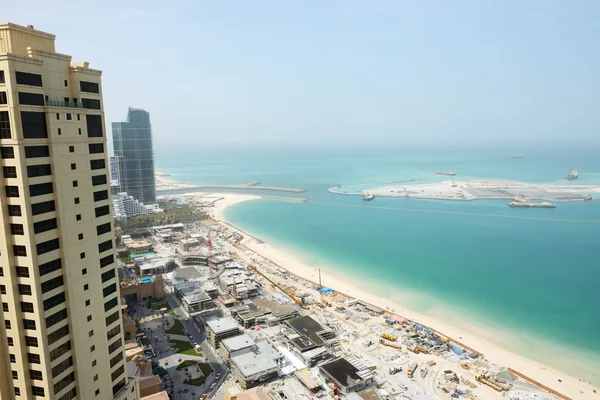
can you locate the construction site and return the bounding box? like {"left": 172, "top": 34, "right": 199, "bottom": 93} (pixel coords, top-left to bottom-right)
{"left": 116, "top": 194, "right": 580, "bottom": 400}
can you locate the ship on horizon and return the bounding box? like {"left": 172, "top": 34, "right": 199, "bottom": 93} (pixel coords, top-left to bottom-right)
{"left": 509, "top": 154, "right": 523, "bottom": 159}
{"left": 363, "top": 192, "right": 374, "bottom": 201}
{"left": 565, "top": 170, "right": 579, "bottom": 180}
{"left": 435, "top": 170, "right": 457, "bottom": 176}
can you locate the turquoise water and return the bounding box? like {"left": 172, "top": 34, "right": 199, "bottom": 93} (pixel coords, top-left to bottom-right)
{"left": 157, "top": 143, "right": 600, "bottom": 383}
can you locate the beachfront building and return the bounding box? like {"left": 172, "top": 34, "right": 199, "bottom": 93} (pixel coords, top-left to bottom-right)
{"left": 319, "top": 357, "right": 375, "bottom": 395}
{"left": 218, "top": 333, "right": 256, "bottom": 364}
{"left": 283, "top": 316, "right": 336, "bottom": 365}
{"left": 112, "top": 107, "right": 156, "bottom": 204}
{"left": 112, "top": 191, "right": 162, "bottom": 221}
{"left": 219, "top": 270, "right": 259, "bottom": 300}
{"left": 0, "top": 23, "right": 138, "bottom": 399}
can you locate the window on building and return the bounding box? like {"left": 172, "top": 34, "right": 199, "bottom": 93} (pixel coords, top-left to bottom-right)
{"left": 72, "top": 180, "right": 78, "bottom": 187}
{"left": 52, "top": 356, "right": 73, "bottom": 378}
{"left": 8, "top": 205, "right": 22, "bottom": 216}
{"left": 90, "top": 159, "right": 105, "bottom": 170}
{"left": 31, "top": 200, "right": 55, "bottom": 215}
{"left": 107, "top": 326, "right": 121, "bottom": 342}
{"left": 80, "top": 81, "right": 100, "bottom": 93}
{"left": 95, "top": 389, "right": 100, "bottom": 396}
{"left": 98, "top": 239, "right": 113, "bottom": 253}
{"left": 31, "top": 386, "right": 45, "bottom": 397}
{"left": 95, "top": 205, "right": 110, "bottom": 217}
{"left": 28, "top": 353, "right": 41, "bottom": 364}
{"left": 69, "top": 145, "right": 74, "bottom": 153}
{"left": 110, "top": 352, "right": 124, "bottom": 368}
{"left": 39, "top": 258, "right": 61, "bottom": 276}
{"left": 18, "top": 92, "right": 44, "bottom": 106}
{"left": 8, "top": 336, "right": 14, "bottom": 345}
{"left": 80, "top": 252, "right": 85, "bottom": 259}
{"left": 3, "top": 166, "right": 17, "bottom": 178}
{"left": 78, "top": 233, "right": 83, "bottom": 240}
{"left": 13, "top": 245, "right": 27, "bottom": 256}
{"left": 87, "top": 315, "right": 92, "bottom": 322}
{"left": 5, "top": 320, "right": 11, "bottom": 329}
{"left": 89, "top": 330, "right": 93, "bottom": 337}
{"left": 45, "top": 308, "right": 68, "bottom": 328}
{"left": 74, "top": 197, "right": 80, "bottom": 204}
{"left": 23, "top": 319, "right": 36, "bottom": 330}
{"left": 15, "top": 71, "right": 43, "bottom": 86}
{"left": 58, "top": 128, "right": 62, "bottom": 135}
{"left": 78, "top": 128, "right": 82, "bottom": 135}
{"left": 111, "top": 365, "right": 125, "bottom": 382}
{"left": 48, "top": 325, "right": 69, "bottom": 345}
{"left": 64, "top": 79, "right": 68, "bottom": 87}
{"left": 30, "top": 370, "right": 43, "bottom": 380}
{"left": 41, "top": 275, "right": 63, "bottom": 293}
{"left": 82, "top": 98, "right": 101, "bottom": 109}
{"left": 49, "top": 340, "right": 71, "bottom": 361}
{"left": 36, "top": 238, "right": 60, "bottom": 255}
{"left": 93, "top": 190, "right": 108, "bottom": 202}
{"left": 14, "top": 388, "right": 20, "bottom": 396}
{"left": 92, "top": 174, "right": 107, "bottom": 186}
{"left": 0, "top": 70, "right": 4, "bottom": 83}
{"left": 43, "top": 292, "right": 65, "bottom": 311}
{"left": 1, "top": 146, "right": 15, "bottom": 158}
{"left": 85, "top": 299, "right": 91, "bottom": 307}
{"left": 103, "top": 283, "right": 117, "bottom": 298}
{"left": 24, "top": 145, "right": 49, "bottom": 158}
{"left": 10, "top": 223, "right": 24, "bottom": 235}
{"left": 29, "top": 182, "right": 54, "bottom": 197}
{"left": 82, "top": 268, "right": 87, "bottom": 275}
{"left": 21, "top": 111, "right": 48, "bottom": 138}
{"left": 0, "top": 111, "right": 11, "bottom": 138}
{"left": 21, "top": 302, "right": 34, "bottom": 313}
{"left": 86, "top": 114, "right": 103, "bottom": 137}
{"left": 94, "top": 374, "right": 98, "bottom": 381}
{"left": 99, "top": 255, "right": 115, "bottom": 270}
{"left": 0, "top": 285, "right": 5, "bottom": 294}
{"left": 33, "top": 218, "right": 57, "bottom": 234}
{"left": 101, "top": 268, "right": 116, "bottom": 283}
{"left": 91, "top": 345, "right": 95, "bottom": 352}
{"left": 5, "top": 185, "right": 19, "bottom": 197}
{"left": 104, "top": 297, "right": 118, "bottom": 312}
{"left": 0, "top": 91, "right": 7, "bottom": 104}
{"left": 84, "top": 284, "right": 89, "bottom": 291}
{"left": 89, "top": 143, "right": 104, "bottom": 153}
{"left": 76, "top": 214, "right": 81, "bottom": 221}
{"left": 18, "top": 284, "right": 32, "bottom": 295}
{"left": 66, "top": 113, "right": 73, "bottom": 121}
{"left": 27, "top": 164, "right": 52, "bottom": 178}
{"left": 10, "top": 354, "right": 16, "bottom": 363}
{"left": 12, "top": 371, "right": 18, "bottom": 379}
{"left": 16, "top": 266, "right": 29, "bottom": 277}
{"left": 106, "top": 311, "right": 120, "bottom": 327}
{"left": 97, "top": 222, "right": 111, "bottom": 235}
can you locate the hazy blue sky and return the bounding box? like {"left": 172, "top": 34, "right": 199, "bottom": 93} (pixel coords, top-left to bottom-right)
{"left": 5, "top": 1, "right": 600, "bottom": 148}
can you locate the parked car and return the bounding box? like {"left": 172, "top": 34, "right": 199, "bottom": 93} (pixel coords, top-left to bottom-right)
{"left": 210, "top": 383, "right": 216, "bottom": 390}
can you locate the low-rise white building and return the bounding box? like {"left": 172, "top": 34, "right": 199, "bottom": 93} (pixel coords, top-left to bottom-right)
{"left": 112, "top": 192, "right": 163, "bottom": 221}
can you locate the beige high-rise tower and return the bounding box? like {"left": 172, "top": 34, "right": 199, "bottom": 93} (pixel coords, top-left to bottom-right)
{"left": 0, "top": 23, "right": 139, "bottom": 400}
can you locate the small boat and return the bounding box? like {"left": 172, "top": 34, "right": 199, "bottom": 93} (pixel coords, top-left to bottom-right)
{"left": 363, "top": 193, "right": 374, "bottom": 201}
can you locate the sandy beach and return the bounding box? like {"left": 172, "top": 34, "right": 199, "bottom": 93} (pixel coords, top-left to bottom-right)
{"left": 210, "top": 192, "right": 598, "bottom": 400}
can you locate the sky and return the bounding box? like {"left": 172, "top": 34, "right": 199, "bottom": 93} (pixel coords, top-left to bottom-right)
{"left": 4, "top": 1, "right": 600, "bottom": 148}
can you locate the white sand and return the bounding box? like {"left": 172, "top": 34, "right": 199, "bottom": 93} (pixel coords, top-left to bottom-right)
{"left": 211, "top": 192, "right": 598, "bottom": 400}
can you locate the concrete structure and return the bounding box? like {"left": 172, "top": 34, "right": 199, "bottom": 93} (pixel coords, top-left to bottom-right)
{"left": 175, "top": 284, "right": 214, "bottom": 313}
{"left": 133, "top": 256, "right": 176, "bottom": 276}
{"left": 112, "top": 107, "right": 156, "bottom": 204}
{"left": 231, "top": 298, "right": 299, "bottom": 328}
{"left": 138, "top": 375, "right": 161, "bottom": 398}
{"left": 218, "top": 333, "right": 255, "bottom": 364}
{"left": 219, "top": 270, "right": 258, "bottom": 299}
{"left": 230, "top": 341, "right": 285, "bottom": 389}
{"left": 140, "top": 391, "right": 169, "bottom": 400}
{"left": 127, "top": 240, "right": 152, "bottom": 255}
{"left": 225, "top": 386, "right": 271, "bottom": 400}
{"left": 112, "top": 192, "right": 162, "bottom": 221}
{"left": 205, "top": 317, "right": 241, "bottom": 349}
{"left": 284, "top": 316, "right": 336, "bottom": 365}
{"left": 319, "top": 357, "right": 375, "bottom": 395}
{"left": 120, "top": 275, "right": 165, "bottom": 304}
{"left": 0, "top": 23, "right": 138, "bottom": 399}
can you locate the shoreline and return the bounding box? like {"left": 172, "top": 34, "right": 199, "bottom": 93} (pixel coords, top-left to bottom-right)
{"left": 212, "top": 192, "right": 599, "bottom": 399}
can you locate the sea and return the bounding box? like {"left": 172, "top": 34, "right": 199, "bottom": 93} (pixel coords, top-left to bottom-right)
{"left": 156, "top": 142, "right": 600, "bottom": 384}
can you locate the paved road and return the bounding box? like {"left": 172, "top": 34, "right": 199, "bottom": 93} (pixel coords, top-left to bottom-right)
{"left": 164, "top": 288, "right": 228, "bottom": 398}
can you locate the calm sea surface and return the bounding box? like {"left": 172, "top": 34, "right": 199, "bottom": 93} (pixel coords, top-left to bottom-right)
{"left": 156, "top": 143, "right": 600, "bottom": 383}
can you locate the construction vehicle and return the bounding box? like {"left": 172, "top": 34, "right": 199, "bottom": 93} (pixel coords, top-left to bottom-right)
{"left": 475, "top": 375, "right": 503, "bottom": 392}
{"left": 382, "top": 333, "right": 397, "bottom": 342}
{"left": 379, "top": 339, "right": 402, "bottom": 350}
{"left": 367, "top": 365, "right": 377, "bottom": 371}
{"left": 412, "top": 345, "right": 429, "bottom": 354}
{"left": 389, "top": 367, "right": 402, "bottom": 375}
{"left": 407, "top": 362, "right": 418, "bottom": 378}
{"left": 460, "top": 363, "right": 471, "bottom": 370}
{"left": 420, "top": 367, "right": 429, "bottom": 378}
